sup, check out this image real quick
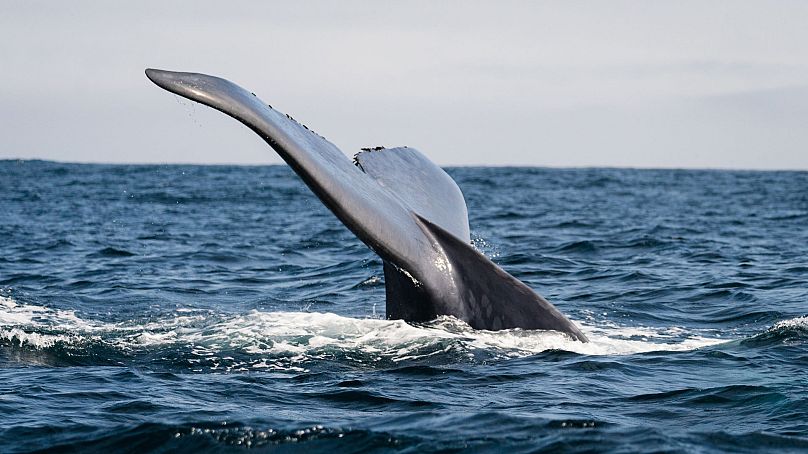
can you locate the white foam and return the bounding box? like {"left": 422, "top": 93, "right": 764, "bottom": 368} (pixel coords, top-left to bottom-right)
{"left": 0, "top": 295, "right": 726, "bottom": 360}
{"left": 0, "top": 327, "right": 75, "bottom": 348}
{"left": 770, "top": 316, "right": 808, "bottom": 331}
{"left": 0, "top": 295, "right": 106, "bottom": 348}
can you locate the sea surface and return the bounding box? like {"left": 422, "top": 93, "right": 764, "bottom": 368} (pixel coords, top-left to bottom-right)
{"left": 1, "top": 160, "right": 806, "bottom": 453}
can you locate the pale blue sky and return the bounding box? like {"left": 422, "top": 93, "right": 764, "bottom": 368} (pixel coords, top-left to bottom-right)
{"left": 1, "top": 1, "right": 807, "bottom": 168}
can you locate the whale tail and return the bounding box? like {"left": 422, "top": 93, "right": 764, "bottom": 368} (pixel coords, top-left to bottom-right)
{"left": 145, "top": 69, "right": 587, "bottom": 342}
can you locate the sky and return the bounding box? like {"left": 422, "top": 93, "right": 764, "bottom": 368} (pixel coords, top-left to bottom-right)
{"left": 1, "top": 1, "right": 807, "bottom": 169}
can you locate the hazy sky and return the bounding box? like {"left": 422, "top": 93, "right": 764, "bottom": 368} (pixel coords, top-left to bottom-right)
{"left": 1, "top": 1, "right": 807, "bottom": 168}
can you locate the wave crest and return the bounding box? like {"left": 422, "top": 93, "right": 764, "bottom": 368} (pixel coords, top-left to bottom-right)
{"left": 1, "top": 296, "right": 727, "bottom": 371}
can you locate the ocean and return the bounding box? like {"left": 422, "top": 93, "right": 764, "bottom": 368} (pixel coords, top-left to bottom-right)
{"left": 1, "top": 160, "right": 806, "bottom": 452}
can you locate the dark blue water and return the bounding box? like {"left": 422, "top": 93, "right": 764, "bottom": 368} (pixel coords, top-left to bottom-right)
{"left": 1, "top": 160, "right": 806, "bottom": 453}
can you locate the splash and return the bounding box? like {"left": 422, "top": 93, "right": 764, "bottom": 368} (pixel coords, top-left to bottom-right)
{"left": 740, "top": 315, "right": 808, "bottom": 347}
{"left": 769, "top": 316, "right": 808, "bottom": 332}
{"left": 1, "top": 295, "right": 729, "bottom": 369}
{"left": 471, "top": 233, "right": 501, "bottom": 259}
{"left": 0, "top": 295, "right": 101, "bottom": 347}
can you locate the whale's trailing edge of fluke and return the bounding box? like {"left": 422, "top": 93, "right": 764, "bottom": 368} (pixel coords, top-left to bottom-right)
{"left": 145, "top": 68, "right": 588, "bottom": 342}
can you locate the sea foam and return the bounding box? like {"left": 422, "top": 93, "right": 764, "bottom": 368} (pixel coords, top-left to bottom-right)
{"left": 1, "top": 295, "right": 728, "bottom": 363}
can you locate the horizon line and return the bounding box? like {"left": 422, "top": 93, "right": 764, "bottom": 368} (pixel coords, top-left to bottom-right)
{"left": 2, "top": 157, "right": 806, "bottom": 173}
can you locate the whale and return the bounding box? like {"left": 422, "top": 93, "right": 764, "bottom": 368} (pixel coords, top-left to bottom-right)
{"left": 145, "top": 69, "right": 588, "bottom": 342}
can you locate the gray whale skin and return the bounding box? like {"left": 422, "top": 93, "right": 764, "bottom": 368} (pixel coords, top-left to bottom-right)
{"left": 145, "top": 69, "right": 588, "bottom": 343}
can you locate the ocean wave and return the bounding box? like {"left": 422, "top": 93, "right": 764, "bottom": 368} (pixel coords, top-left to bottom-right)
{"left": 2, "top": 421, "right": 381, "bottom": 452}
{"left": 770, "top": 316, "right": 808, "bottom": 332}
{"left": 740, "top": 316, "right": 808, "bottom": 347}
{"left": 1, "top": 296, "right": 729, "bottom": 371}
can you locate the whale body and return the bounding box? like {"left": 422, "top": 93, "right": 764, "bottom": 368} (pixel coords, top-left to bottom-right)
{"left": 145, "top": 69, "right": 588, "bottom": 342}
